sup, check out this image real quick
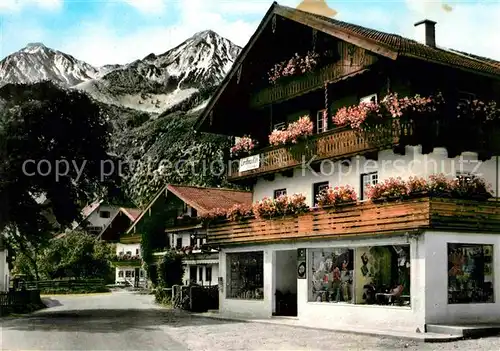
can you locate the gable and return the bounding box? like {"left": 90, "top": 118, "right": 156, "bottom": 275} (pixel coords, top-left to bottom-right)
{"left": 195, "top": 2, "right": 500, "bottom": 135}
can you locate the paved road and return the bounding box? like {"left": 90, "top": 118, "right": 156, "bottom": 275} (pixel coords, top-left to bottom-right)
{"left": 1, "top": 291, "right": 500, "bottom": 350}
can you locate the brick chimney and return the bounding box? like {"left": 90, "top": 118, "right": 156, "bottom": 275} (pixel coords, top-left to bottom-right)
{"left": 414, "top": 19, "right": 436, "bottom": 47}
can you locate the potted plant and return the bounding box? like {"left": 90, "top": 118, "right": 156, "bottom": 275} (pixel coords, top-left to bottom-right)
{"left": 230, "top": 136, "right": 257, "bottom": 158}
{"left": 406, "top": 176, "right": 429, "bottom": 198}
{"left": 227, "top": 203, "right": 253, "bottom": 222}
{"left": 428, "top": 174, "right": 453, "bottom": 198}
{"left": 316, "top": 185, "right": 357, "bottom": 209}
{"left": 253, "top": 193, "right": 309, "bottom": 219}
{"left": 267, "top": 51, "right": 320, "bottom": 85}
{"left": 367, "top": 177, "right": 408, "bottom": 203}
{"left": 268, "top": 115, "right": 313, "bottom": 146}
{"left": 199, "top": 208, "right": 228, "bottom": 227}
{"left": 450, "top": 175, "right": 492, "bottom": 201}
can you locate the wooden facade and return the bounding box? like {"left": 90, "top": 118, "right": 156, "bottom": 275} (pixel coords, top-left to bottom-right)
{"left": 206, "top": 197, "right": 500, "bottom": 246}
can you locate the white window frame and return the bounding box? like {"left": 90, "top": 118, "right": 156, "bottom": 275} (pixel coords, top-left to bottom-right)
{"left": 360, "top": 93, "right": 377, "bottom": 104}
{"left": 361, "top": 172, "right": 378, "bottom": 200}
{"left": 273, "top": 122, "right": 286, "bottom": 131}
{"left": 316, "top": 109, "right": 328, "bottom": 134}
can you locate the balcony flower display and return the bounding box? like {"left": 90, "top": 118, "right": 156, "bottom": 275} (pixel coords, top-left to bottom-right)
{"left": 114, "top": 254, "right": 141, "bottom": 261}
{"left": 227, "top": 203, "right": 253, "bottom": 221}
{"left": 450, "top": 175, "right": 492, "bottom": 200}
{"left": 332, "top": 92, "right": 444, "bottom": 130}
{"left": 367, "top": 177, "right": 408, "bottom": 202}
{"left": 230, "top": 136, "right": 257, "bottom": 158}
{"left": 199, "top": 208, "right": 227, "bottom": 226}
{"left": 406, "top": 176, "right": 429, "bottom": 196}
{"left": 269, "top": 115, "right": 313, "bottom": 146}
{"left": 456, "top": 99, "right": 500, "bottom": 122}
{"left": 253, "top": 193, "right": 309, "bottom": 219}
{"left": 427, "top": 174, "right": 454, "bottom": 197}
{"left": 267, "top": 51, "right": 320, "bottom": 84}
{"left": 316, "top": 185, "right": 357, "bottom": 208}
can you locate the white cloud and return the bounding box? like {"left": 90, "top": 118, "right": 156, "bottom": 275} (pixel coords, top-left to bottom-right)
{"left": 0, "top": 0, "right": 62, "bottom": 12}
{"left": 122, "top": 0, "right": 166, "bottom": 14}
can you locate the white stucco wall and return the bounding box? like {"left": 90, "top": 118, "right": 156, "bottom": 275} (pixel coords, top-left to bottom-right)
{"left": 84, "top": 205, "right": 120, "bottom": 229}
{"left": 115, "top": 266, "right": 147, "bottom": 285}
{"left": 116, "top": 243, "right": 141, "bottom": 256}
{"left": 218, "top": 235, "right": 426, "bottom": 331}
{"left": 424, "top": 231, "right": 500, "bottom": 325}
{"left": 0, "top": 249, "right": 8, "bottom": 292}
{"left": 252, "top": 146, "right": 500, "bottom": 205}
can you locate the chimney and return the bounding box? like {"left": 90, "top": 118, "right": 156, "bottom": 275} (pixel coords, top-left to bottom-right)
{"left": 414, "top": 19, "right": 436, "bottom": 47}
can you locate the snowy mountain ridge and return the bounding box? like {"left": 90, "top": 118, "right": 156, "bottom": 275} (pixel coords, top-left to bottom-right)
{"left": 0, "top": 30, "right": 241, "bottom": 113}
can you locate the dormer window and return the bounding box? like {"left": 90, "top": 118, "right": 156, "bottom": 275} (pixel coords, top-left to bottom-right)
{"left": 316, "top": 109, "right": 328, "bottom": 134}
{"left": 360, "top": 94, "right": 377, "bottom": 104}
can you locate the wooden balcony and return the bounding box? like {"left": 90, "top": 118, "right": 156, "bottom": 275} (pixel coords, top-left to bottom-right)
{"left": 206, "top": 197, "right": 500, "bottom": 246}
{"left": 228, "top": 121, "right": 405, "bottom": 181}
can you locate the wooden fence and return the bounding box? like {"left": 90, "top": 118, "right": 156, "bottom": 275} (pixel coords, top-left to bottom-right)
{"left": 0, "top": 290, "right": 43, "bottom": 316}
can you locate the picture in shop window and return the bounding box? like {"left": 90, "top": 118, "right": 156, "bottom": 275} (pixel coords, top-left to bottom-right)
{"left": 309, "top": 245, "right": 410, "bottom": 306}
{"left": 448, "top": 243, "right": 494, "bottom": 304}
{"left": 226, "top": 251, "right": 264, "bottom": 300}
{"left": 309, "top": 248, "right": 354, "bottom": 303}
{"left": 356, "top": 245, "right": 410, "bottom": 306}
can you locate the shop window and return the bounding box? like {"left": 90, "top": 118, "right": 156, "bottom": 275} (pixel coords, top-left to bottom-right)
{"left": 227, "top": 251, "right": 264, "bottom": 299}
{"left": 308, "top": 245, "right": 411, "bottom": 306}
{"left": 448, "top": 243, "right": 494, "bottom": 304}
{"left": 355, "top": 245, "right": 410, "bottom": 306}
{"left": 118, "top": 271, "right": 124, "bottom": 278}
{"left": 309, "top": 248, "right": 354, "bottom": 303}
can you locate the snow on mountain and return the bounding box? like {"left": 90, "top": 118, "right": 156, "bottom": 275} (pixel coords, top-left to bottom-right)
{"left": 0, "top": 43, "right": 105, "bottom": 87}
{"left": 76, "top": 30, "right": 241, "bottom": 113}
{"left": 0, "top": 30, "right": 240, "bottom": 114}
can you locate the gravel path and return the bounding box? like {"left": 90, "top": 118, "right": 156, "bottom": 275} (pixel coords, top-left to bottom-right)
{"left": 1, "top": 290, "right": 500, "bottom": 350}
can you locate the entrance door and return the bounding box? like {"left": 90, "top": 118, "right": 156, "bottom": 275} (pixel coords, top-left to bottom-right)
{"left": 189, "top": 266, "right": 197, "bottom": 284}
{"left": 273, "top": 250, "right": 298, "bottom": 316}
{"left": 134, "top": 268, "right": 140, "bottom": 287}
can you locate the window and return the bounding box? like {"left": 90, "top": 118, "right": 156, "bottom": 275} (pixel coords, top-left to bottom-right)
{"left": 360, "top": 172, "right": 378, "bottom": 200}
{"left": 99, "top": 211, "right": 111, "bottom": 218}
{"left": 448, "top": 243, "right": 494, "bottom": 304}
{"left": 309, "top": 248, "right": 354, "bottom": 303}
{"left": 87, "top": 226, "right": 102, "bottom": 235}
{"left": 140, "top": 270, "right": 144, "bottom": 278}
{"left": 273, "top": 188, "right": 287, "bottom": 199}
{"left": 206, "top": 266, "right": 212, "bottom": 282}
{"left": 227, "top": 251, "right": 264, "bottom": 299}
{"left": 198, "top": 238, "right": 204, "bottom": 246}
{"left": 360, "top": 93, "right": 377, "bottom": 104}
{"left": 176, "top": 238, "right": 182, "bottom": 249}
{"left": 190, "top": 235, "right": 196, "bottom": 247}
{"left": 199, "top": 267, "right": 203, "bottom": 281}
{"left": 313, "top": 181, "right": 329, "bottom": 206}
{"left": 126, "top": 251, "right": 132, "bottom": 256}
{"left": 135, "top": 249, "right": 139, "bottom": 255}
{"left": 191, "top": 208, "right": 197, "bottom": 217}
{"left": 309, "top": 245, "right": 411, "bottom": 306}
{"left": 189, "top": 266, "right": 197, "bottom": 282}
{"left": 118, "top": 271, "right": 124, "bottom": 277}
{"left": 316, "top": 109, "right": 328, "bottom": 133}
{"left": 125, "top": 271, "right": 132, "bottom": 278}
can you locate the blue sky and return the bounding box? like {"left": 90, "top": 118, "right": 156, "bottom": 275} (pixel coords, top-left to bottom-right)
{"left": 1, "top": 0, "right": 499, "bottom": 66}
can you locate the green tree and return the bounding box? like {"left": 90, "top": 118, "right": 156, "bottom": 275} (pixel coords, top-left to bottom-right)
{"left": 0, "top": 81, "right": 119, "bottom": 242}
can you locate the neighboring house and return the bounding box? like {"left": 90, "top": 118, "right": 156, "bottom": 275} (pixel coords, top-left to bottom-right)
{"left": 194, "top": 2, "right": 500, "bottom": 333}
{"left": 127, "top": 184, "right": 251, "bottom": 287}
{"left": 74, "top": 200, "right": 120, "bottom": 236}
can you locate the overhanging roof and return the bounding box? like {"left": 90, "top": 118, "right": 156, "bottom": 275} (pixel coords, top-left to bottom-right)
{"left": 194, "top": 2, "right": 500, "bottom": 132}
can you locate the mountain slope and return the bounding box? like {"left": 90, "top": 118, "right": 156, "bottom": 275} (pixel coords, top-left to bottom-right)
{"left": 76, "top": 30, "right": 240, "bottom": 113}
{"left": 0, "top": 43, "right": 105, "bottom": 87}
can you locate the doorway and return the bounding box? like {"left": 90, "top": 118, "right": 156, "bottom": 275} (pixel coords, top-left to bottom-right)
{"left": 274, "top": 250, "right": 298, "bottom": 316}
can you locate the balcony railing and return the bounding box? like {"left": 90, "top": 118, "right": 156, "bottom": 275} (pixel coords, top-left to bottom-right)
{"left": 228, "top": 120, "right": 407, "bottom": 181}
{"left": 206, "top": 197, "right": 500, "bottom": 246}
{"left": 111, "top": 255, "right": 142, "bottom": 267}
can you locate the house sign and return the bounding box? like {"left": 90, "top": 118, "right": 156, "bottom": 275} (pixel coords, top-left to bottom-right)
{"left": 239, "top": 154, "right": 260, "bottom": 173}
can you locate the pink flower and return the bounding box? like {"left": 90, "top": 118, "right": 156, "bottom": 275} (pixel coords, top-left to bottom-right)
{"left": 316, "top": 185, "right": 357, "bottom": 208}
{"left": 269, "top": 115, "right": 313, "bottom": 146}
{"left": 230, "top": 136, "right": 257, "bottom": 157}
